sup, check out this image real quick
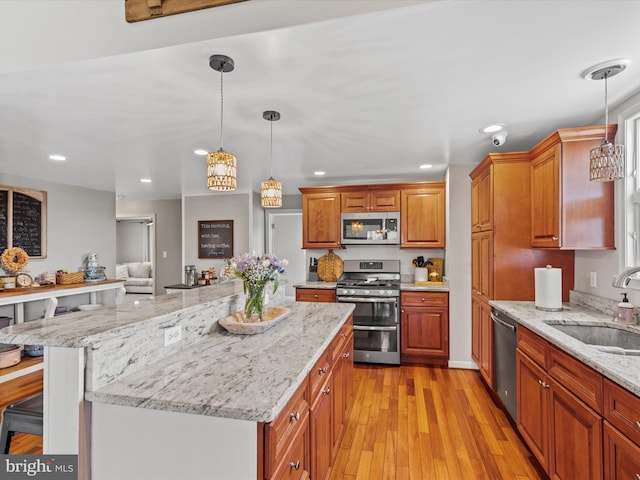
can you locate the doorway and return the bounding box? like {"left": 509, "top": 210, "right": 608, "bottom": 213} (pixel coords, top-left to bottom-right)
{"left": 116, "top": 215, "right": 155, "bottom": 297}
{"left": 266, "top": 211, "right": 305, "bottom": 299}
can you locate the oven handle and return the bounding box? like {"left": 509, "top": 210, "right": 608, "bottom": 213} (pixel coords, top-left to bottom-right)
{"left": 353, "top": 325, "right": 398, "bottom": 332}
{"left": 337, "top": 297, "right": 398, "bottom": 303}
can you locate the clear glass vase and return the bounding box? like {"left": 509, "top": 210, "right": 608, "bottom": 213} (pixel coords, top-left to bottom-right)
{"left": 244, "top": 281, "right": 266, "bottom": 321}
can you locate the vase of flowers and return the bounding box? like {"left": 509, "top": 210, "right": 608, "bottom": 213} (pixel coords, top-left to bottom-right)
{"left": 222, "top": 253, "right": 288, "bottom": 321}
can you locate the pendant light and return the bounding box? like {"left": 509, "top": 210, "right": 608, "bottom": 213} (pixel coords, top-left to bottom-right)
{"left": 585, "top": 59, "right": 628, "bottom": 182}
{"left": 261, "top": 110, "right": 282, "bottom": 208}
{"left": 207, "top": 54, "right": 236, "bottom": 191}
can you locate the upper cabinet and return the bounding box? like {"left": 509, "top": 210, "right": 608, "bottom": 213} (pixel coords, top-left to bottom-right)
{"left": 400, "top": 183, "right": 446, "bottom": 249}
{"left": 530, "top": 125, "right": 616, "bottom": 249}
{"left": 470, "top": 165, "right": 492, "bottom": 233}
{"left": 341, "top": 188, "right": 400, "bottom": 213}
{"left": 300, "top": 182, "right": 445, "bottom": 249}
{"left": 300, "top": 188, "right": 341, "bottom": 249}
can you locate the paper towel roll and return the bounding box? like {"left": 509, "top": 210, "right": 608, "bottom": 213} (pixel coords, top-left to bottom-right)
{"left": 535, "top": 265, "right": 563, "bottom": 311}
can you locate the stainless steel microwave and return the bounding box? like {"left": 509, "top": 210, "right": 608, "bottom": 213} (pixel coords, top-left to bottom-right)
{"left": 340, "top": 212, "right": 400, "bottom": 245}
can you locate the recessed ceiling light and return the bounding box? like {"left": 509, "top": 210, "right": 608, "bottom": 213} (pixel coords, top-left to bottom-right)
{"left": 48, "top": 154, "right": 67, "bottom": 161}
{"left": 140, "top": 178, "right": 152, "bottom": 183}
{"left": 419, "top": 164, "right": 433, "bottom": 170}
{"left": 479, "top": 124, "right": 506, "bottom": 134}
{"left": 314, "top": 171, "right": 326, "bottom": 176}
{"left": 193, "top": 149, "right": 208, "bottom": 156}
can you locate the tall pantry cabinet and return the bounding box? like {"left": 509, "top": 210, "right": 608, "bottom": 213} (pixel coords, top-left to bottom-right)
{"left": 470, "top": 153, "right": 575, "bottom": 387}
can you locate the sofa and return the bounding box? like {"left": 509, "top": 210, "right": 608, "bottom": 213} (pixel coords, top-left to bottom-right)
{"left": 116, "top": 262, "right": 153, "bottom": 294}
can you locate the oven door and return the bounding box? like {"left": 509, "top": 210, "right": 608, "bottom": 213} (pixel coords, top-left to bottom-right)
{"left": 336, "top": 296, "right": 398, "bottom": 326}
{"left": 337, "top": 296, "right": 400, "bottom": 365}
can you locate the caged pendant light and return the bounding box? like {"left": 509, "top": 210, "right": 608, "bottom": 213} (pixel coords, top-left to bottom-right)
{"left": 207, "top": 54, "right": 237, "bottom": 191}
{"left": 261, "top": 110, "right": 282, "bottom": 208}
{"left": 585, "top": 59, "right": 628, "bottom": 182}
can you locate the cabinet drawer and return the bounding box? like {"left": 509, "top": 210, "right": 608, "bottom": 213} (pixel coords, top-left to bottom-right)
{"left": 295, "top": 289, "right": 336, "bottom": 303}
{"left": 265, "top": 379, "right": 309, "bottom": 476}
{"left": 401, "top": 291, "right": 448, "bottom": 307}
{"left": 604, "top": 378, "right": 640, "bottom": 447}
{"left": 548, "top": 344, "right": 603, "bottom": 413}
{"left": 517, "top": 326, "right": 548, "bottom": 369}
{"left": 309, "top": 348, "right": 332, "bottom": 400}
{"left": 331, "top": 319, "right": 353, "bottom": 364}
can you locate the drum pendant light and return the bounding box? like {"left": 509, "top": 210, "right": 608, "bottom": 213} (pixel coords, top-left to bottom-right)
{"left": 207, "top": 54, "right": 237, "bottom": 191}
{"left": 585, "top": 59, "right": 628, "bottom": 182}
{"left": 261, "top": 110, "right": 282, "bottom": 208}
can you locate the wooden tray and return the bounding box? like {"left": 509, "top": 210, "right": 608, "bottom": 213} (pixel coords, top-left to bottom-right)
{"left": 218, "top": 306, "right": 291, "bottom": 335}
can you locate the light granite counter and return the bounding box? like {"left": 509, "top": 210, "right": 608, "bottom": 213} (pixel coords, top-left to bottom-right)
{"left": 400, "top": 282, "right": 449, "bottom": 292}
{"left": 86, "top": 300, "right": 354, "bottom": 423}
{"left": 293, "top": 281, "right": 337, "bottom": 289}
{"left": 490, "top": 299, "right": 640, "bottom": 397}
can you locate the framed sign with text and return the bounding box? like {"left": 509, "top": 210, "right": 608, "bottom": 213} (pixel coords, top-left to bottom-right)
{"left": 198, "top": 220, "right": 233, "bottom": 259}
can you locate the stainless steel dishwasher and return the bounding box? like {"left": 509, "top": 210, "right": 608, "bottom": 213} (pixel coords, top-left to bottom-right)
{"left": 491, "top": 308, "right": 517, "bottom": 422}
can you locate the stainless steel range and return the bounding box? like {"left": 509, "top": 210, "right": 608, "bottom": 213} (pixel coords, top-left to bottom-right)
{"left": 336, "top": 260, "right": 400, "bottom": 365}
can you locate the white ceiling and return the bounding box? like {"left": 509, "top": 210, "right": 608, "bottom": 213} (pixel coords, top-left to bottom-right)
{"left": 1, "top": 0, "right": 640, "bottom": 200}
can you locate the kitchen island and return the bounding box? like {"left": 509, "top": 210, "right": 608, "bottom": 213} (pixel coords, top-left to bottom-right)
{"left": 0, "top": 280, "right": 355, "bottom": 480}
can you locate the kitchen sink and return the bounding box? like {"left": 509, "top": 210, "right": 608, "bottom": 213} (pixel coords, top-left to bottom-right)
{"left": 543, "top": 322, "right": 640, "bottom": 355}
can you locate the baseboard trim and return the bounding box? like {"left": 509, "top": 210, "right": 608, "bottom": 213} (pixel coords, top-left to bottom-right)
{"left": 447, "top": 360, "right": 478, "bottom": 370}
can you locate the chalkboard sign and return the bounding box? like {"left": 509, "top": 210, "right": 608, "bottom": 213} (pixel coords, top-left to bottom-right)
{"left": 198, "top": 220, "right": 233, "bottom": 259}
{"left": 0, "top": 186, "right": 47, "bottom": 258}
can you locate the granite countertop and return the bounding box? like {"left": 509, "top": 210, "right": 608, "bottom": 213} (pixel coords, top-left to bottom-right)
{"left": 490, "top": 300, "right": 640, "bottom": 396}
{"left": 86, "top": 300, "right": 354, "bottom": 423}
{"left": 0, "top": 281, "right": 243, "bottom": 348}
{"left": 293, "top": 281, "right": 337, "bottom": 289}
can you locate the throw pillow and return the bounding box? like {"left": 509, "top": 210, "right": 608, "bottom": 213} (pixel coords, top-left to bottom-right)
{"left": 115, "top": 264, "right": 129, "bottom": 280}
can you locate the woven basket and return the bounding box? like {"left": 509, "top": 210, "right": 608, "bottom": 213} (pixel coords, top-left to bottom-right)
{"left": 56, "top": 272, "right": 84, "bottom": 285}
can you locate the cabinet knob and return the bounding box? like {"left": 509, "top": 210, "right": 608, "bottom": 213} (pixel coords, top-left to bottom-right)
{"left": 636, "top": 421, "right": 640, "bottom": 430}
{"left": 313, "top": 294, "right": 318, "bottom": 298}
{"left": 341, "top": 333, "right": 348, "bottom": 338}
{"left": 552, "top": 236, "right": 558, "bottom": 241}
{"left": 635, "top": 474, "right": 640, "bottom": 480}
{"left": 289, "top": 461, "right": 300, "bottom": 470}
{"left": 537, "top": 379, "right": 549, "bottom": 388}
{"left": 343, "top": 352, "right": 350, "bottom": 359}
{"left": 323, "top": 388, "right": 331, "bottom": 395}
{"left": 319, "top": 366, "right": 327, "bottom": 374}
{"left": 476, "top": 291, "right": 481, "bottom": 296}
{"left": 290, "top": 411, "right": 300, "bottom": 422}
{"left": 421, "top": 297, "right": 426, "bottom": 302}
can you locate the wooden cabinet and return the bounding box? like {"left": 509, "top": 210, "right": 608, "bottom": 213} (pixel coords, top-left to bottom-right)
{"left": 330, "top": 321, "right": 353, "bottom": 458}
{"left": 341, "top": 188, "right": 400, "bottom": 212}
{"left": 471, "top": 165, "right": 491, "bottom": 232}
{"left": 400, "top": 291, "right": 449, "bottom": 365}
{"left": 516, "top": 327, "right": 604, "bottom": 480}
{"left": 295, "top": 288, "right": 336, "bottom": 303}
{"left": 530, "top": 125, "right": 616, "bottom": 249}
{"left": 604, "top": 421, "right": 640, "bottom": 480}
{"left": 264, "top": 380, "right": 310, "bottom": 480}
{"left": 470, "top": 153, "right": 575, "bottom": 389}
{"left": 400, "top": 183, "right": 446, "bottom": 248}
{"left": 300, "top": 189, "right": 341, "bottom": 249}
{"left": 309, "top": 369, "right": 332, "bottom": 480}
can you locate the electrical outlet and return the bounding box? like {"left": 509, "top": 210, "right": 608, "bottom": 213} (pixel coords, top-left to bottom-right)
{"left": 590, "top": 271, "right": 597, "bottom": 288}
{"left": 164, "top": 325, "right": 182, "bottom": 346}
{"left": 163, "top": 251, "right": 167, "bottom": 258}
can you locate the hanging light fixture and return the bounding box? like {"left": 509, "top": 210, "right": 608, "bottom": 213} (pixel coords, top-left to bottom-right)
{"left": 261, "top": 110, "right": 282, "bottom": 208}
{"left": 207, "top": 54, "right": 236, "bottom": 191}
{"left": 585, "top": 59, "right": 628, "bottom": 182}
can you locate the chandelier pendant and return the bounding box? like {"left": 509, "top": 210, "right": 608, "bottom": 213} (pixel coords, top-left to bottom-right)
{"left": 261, "top": 110, "right": 282, "bottom": 208}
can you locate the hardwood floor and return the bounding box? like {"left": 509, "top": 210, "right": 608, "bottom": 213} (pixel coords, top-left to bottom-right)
{"left": 330, "top": 365, "right": 545, "bottom": 480}
{"left": 0, "top": 370, "right": 43, "bottom": 454}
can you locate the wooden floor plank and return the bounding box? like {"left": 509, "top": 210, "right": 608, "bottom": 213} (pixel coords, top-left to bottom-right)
{"left": 329, "top": 365, "right": 544, "bottom": 480}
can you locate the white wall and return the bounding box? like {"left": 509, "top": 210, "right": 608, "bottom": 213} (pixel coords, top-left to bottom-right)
{"left": 0, "top": 172, "right": 116, "bottom": 319}
{"left": 116, "top": 220, "right": 148, "bottom": 263}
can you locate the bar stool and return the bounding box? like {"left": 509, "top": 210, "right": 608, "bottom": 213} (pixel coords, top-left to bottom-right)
{"left": 0, "top": 393, "right": 43, "bottom": 453}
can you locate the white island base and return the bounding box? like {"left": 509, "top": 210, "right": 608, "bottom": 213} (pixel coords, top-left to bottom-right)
{"left": 91, "top": 402, "right": 257, "bottom": 480}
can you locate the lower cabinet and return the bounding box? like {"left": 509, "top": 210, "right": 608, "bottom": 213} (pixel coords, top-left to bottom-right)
{"left": 516, "top": 326, "right": 603, "bottom": 480}
{"left": 400, "top": 291, "right": 449, "bottom": 365}
{"left": 603, "top": 378, "right": 640, "bottom": 479}
{"left": 262, "top": 315, "right": 353, "bottom": 480}
{"left": 472, "top": 298, "right": 493, "bottom": 386}
{"left": 604, "top": 421, "right": 640, "bottom": 480}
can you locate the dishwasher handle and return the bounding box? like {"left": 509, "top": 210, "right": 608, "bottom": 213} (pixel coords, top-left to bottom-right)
{"left": 491, "top": 312, "right": 516, "bottom": 332}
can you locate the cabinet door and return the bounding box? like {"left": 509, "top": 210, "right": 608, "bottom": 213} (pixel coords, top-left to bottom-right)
{"left": 548, "top": 378, "right": 602, "bottom": 480}
{"left": 478, "top": 301, "right": 493, "bottom": 387}
{"left": 604, "top": 421, "right": 640, "bottom": 480}
{"left": 295, "top": 289, "right": 336, "bottom": 303}
{"left": 471, "top": 168, "right": 491, "bottom": 232}
{"left": 531, "top": 145, "right": 561, "bottom": 248}
{"left": 369, "top": 189, "right": 400, "bottom": 211}
{"left": 472, "top": 232, "right": 492, "bottom": 301}
{"left": 302, "top": 193, "right": 341, "bottom": 249}
{"left": 340, "top": 191, "right": 369, "bottom": 212}
{"left": 516, "top": 349, "right": 549, "bottom": 471}
{"left": 400, "top": 185, "right": 446, "bottom": 248}
{"left": 471, "top": 297, "right": 482, "bottom": 365}
{"left": 400, "top": 305, "right": 448, "bottom": 362}
{"left": 310, "top": 377, "right": 333, "bottom": 480}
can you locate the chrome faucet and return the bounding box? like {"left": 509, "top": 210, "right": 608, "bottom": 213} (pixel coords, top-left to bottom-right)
{"left": 612, "top": 266, "right": 640, "bottom": 288}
